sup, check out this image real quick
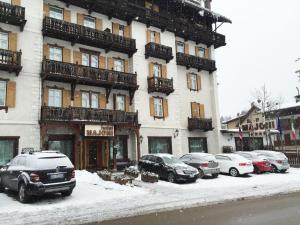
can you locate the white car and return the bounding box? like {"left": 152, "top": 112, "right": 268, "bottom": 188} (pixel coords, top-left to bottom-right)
{"left": 253, "top": 150, "right": 290, "bottom": 173}
{"left": 215, "top": 154, "right": 254, "bottom": 177}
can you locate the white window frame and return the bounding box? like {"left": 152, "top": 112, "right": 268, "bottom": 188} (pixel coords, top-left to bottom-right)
{"left": 49, "top": 46, "right": 63, "bottom": 62}
{"left": 84, "top": 16, "right": 96, "bottom": 29}
{"left": 114, "top": 59, "right": 124, "bottom": 72}
{"left": 0, "top": 32, "right": 8, "bottom": 50}
{"left": 153, "top": 64, "right": 161, "bottom": 77}
{"left": 190, "top": 74, "right": 198, "bottom": 90}
{"left": 116, "top": 95, "right": 125, "bottom": 111}
{"left": 81, "top": 53, "right": 90, "bottom": 67}
{"left": 91, "top": 55, "right": 99, "bottom": 68}
{"left": 118, "top": 25, "right": 125, "bottom": 37}
{"left": 49, "top": 6, "right": 63, "bottom": 20}
{"left": 176, "top": 41, "right": 185, "bottom": 54}
{"left": 154, "top": 98, "right": 163, "bottom": 118}
{"left": 48, "top": 88, "right": 62, "bottom": 107}
{"left": 1, "top": 0, "right": 11, "bottom": 4}
{"left": 81, "top": 92, "right": 90, "bottom": 108}
{"left": 91, "top": 93, "right": 99, "bottom": 109}
{"left": 150, "top": 31, "right": 156, "bottom": 43}
{"left": 196, "top": 47, "right": 205, "bottom": 58}
{"left": 0, "top": 80, "right": 6, "bottom": 107}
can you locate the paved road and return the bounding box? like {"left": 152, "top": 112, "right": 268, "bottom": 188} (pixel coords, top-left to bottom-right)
{"left": 87, "top": 192, "right": 300, "bottom": 225}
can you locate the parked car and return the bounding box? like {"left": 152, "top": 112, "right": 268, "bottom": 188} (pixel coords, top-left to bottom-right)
{"left": 180, "top": 153, "right": 220, "bottom": 178}
{"left": 138, "top": 154, "right": 199, "bottom": 183}
{"left": 0, "top": 150, "right": 76, "bottom": 203}
{"left": 253, "top": 150, "right": 290, "bottom": 173}
{"left": 235, "top": 151, "right": 272, "bottom": 174}
{"left": 215, "top": 154, "right": 254, "bottom": 177}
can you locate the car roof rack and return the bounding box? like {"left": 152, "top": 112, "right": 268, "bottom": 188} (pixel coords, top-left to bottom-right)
{"left": 21, "top": 148, "right": 35, "bottom": 155}
{"left": 40, "top": 150, "right": 61, "bottom": 154}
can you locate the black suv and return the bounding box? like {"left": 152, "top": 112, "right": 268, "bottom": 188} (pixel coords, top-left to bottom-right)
{"left": 138, "top": 154, "right": 199, "bottom": 183}
{"left": 0, "top": 151, "right": 76, "bottom": 203}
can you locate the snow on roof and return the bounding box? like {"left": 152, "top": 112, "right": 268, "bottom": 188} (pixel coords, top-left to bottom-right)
{"left": 279, "top": 101, "right": 300, "bottom": 110}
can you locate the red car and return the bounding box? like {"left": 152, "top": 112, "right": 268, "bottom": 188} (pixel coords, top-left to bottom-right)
{"left": 235, "top": 152, "right": 272, "bottom": 174}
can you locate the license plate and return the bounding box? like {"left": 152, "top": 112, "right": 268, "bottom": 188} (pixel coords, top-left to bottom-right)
{"left": 50, "top": 173, "right": 64, "bottom": 180}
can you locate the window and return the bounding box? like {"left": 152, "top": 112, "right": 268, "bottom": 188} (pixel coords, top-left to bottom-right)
{"left": 84, "top": 16, "right": 96, "bottom": 29}
{"left": 91, "top": 93, "right": 98, "bottom": 109}
{"left": 48, "top": 137, "right": 73, "bottom": 163}
{"left": 116, "top": 95, "right": 125, "bottom": 111}
{"left": 0, "top": 32, "right": 8, "bottom": 50}
{"left": 190, "top": 74, "right": 198, "bottom": 90}
{"left": 153, "top": 64, "right": 161, "bottom": 77}
{"left": 148, "top": 137, "right": 172, "bottom": 154}
{"left": 196, "top": 47, "right": 205, "bottom": 58}
{"left": 82, "top": 52, "right": 99, "bottom": 68}
{"left": 0, "top": 138, "right": 18, "bottom": 167}
{"left": 49, "top": 46, "right": 62, "bottom": 62}
{"left": 189, "top": 138, "right": 208, "bottom": 153}
{"left": 154, "top": 98, "right": 163, "bottom": 117}
{"left": 81, "top": 92, "right": 90, "bottom": 108}
{"left": 114, "top": 59, "right": 124, "bottom": 72}
{"left": 176, "top": 41, "right": 185, "bottom": 53}
{"left": 150, "top": 31, "right": 156, "bottom": 43}
{"left": 118, "top": 25, "right": 125, "bottom": 36}
{"left": 0, "top": 81, "right": 6, "bottom": 106}
{"left": 81, "top": 92, "right": 99, "bottom": 108}
{"left": 48, "top": 89, "right": 62, "bottom": 107}
{"left": 49, "top": 6, "right": 63, "bottom": 20}
{"left": 115, "top": 136, "right": 128, "bottom": 160}
{"left": 1, "top": 0, "right": 11, "bottom": 4}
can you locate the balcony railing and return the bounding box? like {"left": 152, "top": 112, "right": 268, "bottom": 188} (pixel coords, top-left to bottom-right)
{"left": 148, "top": 77, "right": 174, "bottom": 95}
{"left": 41, "top": 59, "right": 138, "bottom": 91}
{"left": 176, "top": 53, "right": 216, "bottom": 73}
{"left": 145, "top": 42, "right": 173, "bottom": 63}
{"left": 188, "top": 118, "right": 213, "bottom": 131}
{"left": 41, "top": 106, "right": 139, "bottom": 126}
{"left": 42, "top": 17, "right": 137, "bottom": 56}
{"left": 0, "top": 1, "right": 26, "bottom": 31}
{"left": 0, "top": 49, "right": 22, "bottom": 75}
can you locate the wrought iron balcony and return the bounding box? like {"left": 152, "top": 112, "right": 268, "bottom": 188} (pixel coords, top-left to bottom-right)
{"left": 188, "top": 118, "right": 213, "bottom": 131}
{"left": 0, "top": 49, "right": 22, "bottom": 75}
{"left": 145, "top": 42, "right": 173, "bottom": 63}
{"left": 0, "top": 1, "right": 26, "bottom": 31}
{"left": 42, "top": 17, "right": 137, "bottom": 56}
{"left": 41, "top": 59, "right": 138, "bottom": 91}
{"left": 176, "top": 53, "right": 216, "bottom": 73}
{"left": 148, "top": 77, "right": 174, "bottom": 95}
{"left": 41, "top": 106, "right": 139, "bottom": 126}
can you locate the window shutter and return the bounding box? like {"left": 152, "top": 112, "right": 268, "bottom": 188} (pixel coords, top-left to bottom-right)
{"left": 6, "top": 81, "right": 16, "bottom": 108}
{"left": 200, "top": 104, "right": 205, "bottom": 118}
{"left": 124, "top": 59, "right": 129, "bottom": 73}
{"left": 155, "top": 32, "right": 160, "bottom": 44}
{"left": 161, "top": 65, "right": 167, "bottom": 78}
{"left": 63, "top": 90, "right": 71, "bottom": 108}
{"left": 43, "top": 87, "right": 48, "bottom": 106}
{"left": 146, "top": 30, "right": 151, "bottom": 43}
{"left": 113, "top": 94, "right": 116, "bottom": 110}
{"left": 153, "top": 4, "right": 160, "bottom": 12}
{"left": 63, "top": 48, "right": 71, "bottom": 63}
{"left": 184, "top": 43, "right": 189, "bottom": 55}
{"left": 8, "top": 32, "right": 17, "bottom": 52}
{"left": 77, "top": 13, "right": 84, "bottom": 26}
{"left": 74, "top": 91, "right": 81, "bottom": 107}
{"left": 205, "top": 48, "right": 209, "bottom": 59}
{"left": 64, "top": 9, "right": 71, "bottom": 22}
{"left": 124, "top": 25, "right": 130, "bottom": 38}
{"left": 191, "top": 102, "right": 200, "bottom": 118}
{"left": 197, "top": 75, "right": 202, "bottom": 91}
{"left": 12, "top": 0, "right": 21, "bottom": 6}
{"left": 163, "top": 99, "right": 169, "bottom": 118}
{"left": 43, "top": 44, "right": 49, "bottom": 59}
{"left": 99, "top": 56, "right": 106, "bottom": 69}
{"left": 125, "top": 96, "right": 130, "bottom": 112}
{"left": 108, "top": 58, "right": 114, "bottom": 70}
{"left": 186, "top": 73, "right": 191, "bottom": 89}
{"left": 112, "top": 23, "right": 119, "bottom": 35}
{"left": 149, "top": 97, "right": 154, "bottom": 117}
{"left": 43, "top": 3, "right": 49, "bottom": 17}
{"left": 145, "top": 1, "right": 152, "bottom": 9}
{"left": 149, "top": 62, "right": 154, "bottom": 77}
{"left": 73, "top": 51, "right": 82, "bottom": 65}
{"left": 96, "top": 18, "right": 103, "bottom": 30}
{"left": 99, "top": 94, "right": 106, "bottom": 109}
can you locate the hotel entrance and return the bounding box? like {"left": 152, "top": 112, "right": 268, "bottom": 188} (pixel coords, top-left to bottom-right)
{"left": 85, "top": 139, "right": 110, "bottom": 170}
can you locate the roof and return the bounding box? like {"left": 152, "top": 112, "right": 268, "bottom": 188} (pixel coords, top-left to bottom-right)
{"left": 220, "top": 129, "right": 279, "bottom": 134}
{"left": 279, "top": 102, "right": 300, "bottom": 110}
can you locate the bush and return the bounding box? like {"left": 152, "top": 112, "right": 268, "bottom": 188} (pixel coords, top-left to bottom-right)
{"left": 114, "top": 175, "right": 133, "bottom": 185}
{"left": 97, "top": 170, "right": 112, "bottom": 181}
{"left": 141, "top": 172, "right": 159, "bottom": 183}
{"left": 124, "top": 166, "right": 139, "bottom": 178}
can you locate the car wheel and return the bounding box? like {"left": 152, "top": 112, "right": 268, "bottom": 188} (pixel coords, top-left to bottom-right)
{"left": 254, "top": 166, "right": 260, "bottom": 174}
{"left": 229, "top": 168, "right": 239, "bottom": 177}
{"left": 61, "top": 190, "right": 73, "bottom": 197}
{"left": 280, "top": 169, "right": 287, "bottom": 173}
{"left": 198, "top": 169, "right": 205, "bottom": 179}
{"left": 271, "top": 165, "right": 278, "bottom": 173}
{"left": 0, "top": 177, "right": 4, "bottom": 193}
{"left": 167, "top": 172, "right": 176, "bottom": 183}
{"left": 19, "top": 183, "right": 31, "bottom": 203}
{"left": 212, "top": 173, "right": 219, "bottom": 178}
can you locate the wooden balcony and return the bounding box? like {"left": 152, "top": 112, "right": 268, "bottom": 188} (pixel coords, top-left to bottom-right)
{"left": 0, "top": 49, "right": 22, "bottom": 75}
{"left": 176, "top": 53, "right": 216, "bottom": 73}
{"left": 0, "top": 1, "right": 26, "bottom": 31}
{"left": 145, "top": 42, "right": 173, "bottom": 63}
{"left": 148, "top": 77, "right": 174, "bottom": 95}
{"left": 213, "top": 33, "right": 226, "bottom": 49}
{"left": 41, "top": 106, "right": 139, "bottom": 126}
{"left": 188, "top": 118, "right": 213, "bottom": 132}
{"left": 42, "top": 17, "right": 137, "bottom": 57}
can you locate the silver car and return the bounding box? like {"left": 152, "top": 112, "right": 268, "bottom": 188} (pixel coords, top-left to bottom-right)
{"left": 180, "top": 153, "right": 220, "bottom": 178}
{"left": 253, "top": 150, "right": 290, "bottom": 173}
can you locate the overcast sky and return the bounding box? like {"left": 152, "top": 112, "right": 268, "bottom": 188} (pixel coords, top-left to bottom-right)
{"left": 212, "top": 0, "right": 300, "bottom": 118}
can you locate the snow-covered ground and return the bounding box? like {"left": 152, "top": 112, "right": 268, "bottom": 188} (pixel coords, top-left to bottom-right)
{"left": 1, "top": 169, "right": 300, "bottom": 225}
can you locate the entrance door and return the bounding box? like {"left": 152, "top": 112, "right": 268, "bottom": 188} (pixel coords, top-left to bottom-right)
{"left": 86, "top": 140, "right": 101, "bottom": 168}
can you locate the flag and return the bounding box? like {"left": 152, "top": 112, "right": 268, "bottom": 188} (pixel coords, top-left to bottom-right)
{"left": 291, "top": 116, "right": 297, "bottom": 141}
{"left": 276, "top": 117, "right": 282, "bottom": 136}
{"left": 239, "top": 124, "right": 243, "bottom": 141}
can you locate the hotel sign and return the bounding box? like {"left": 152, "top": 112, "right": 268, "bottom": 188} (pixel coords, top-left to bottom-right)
{"left": 85, "top": 125, "right": 114, "bottom": 137}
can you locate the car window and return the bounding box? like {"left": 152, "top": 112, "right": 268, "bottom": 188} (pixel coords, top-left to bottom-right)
{"left": 241, "top": 153, "right": 251, "bottom": 159}
{"left": 181, "top": 155, "right": 191, "bottom": 161}
{"left": 27, "top": 156, "right": 73, "bottom": 169}
{"left": 141, "top": 155, "right": 149, "bottom": 161}
{"left": 156, "top": 157, "right": 164, "bottom": 164}
{"left": 216, "top": 155, "right": 230, "bottom": 161}
{"left": 147, "top": 155, "right": 156, "bottom": 162}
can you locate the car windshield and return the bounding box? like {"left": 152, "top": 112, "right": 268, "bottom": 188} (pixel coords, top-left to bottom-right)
{"left": 162, "top": 156, "right": 184, "bottom": 165}
{"left": 230, "top": 155, "right": 245, "bottom": 161}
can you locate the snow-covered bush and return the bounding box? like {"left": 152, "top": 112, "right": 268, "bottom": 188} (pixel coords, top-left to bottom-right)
{"left": 141, "top": 172, "right": 159, "bottom": 183}
{"left": 124, "top": 166, "right": 139, "bottom": 178}
{"left": 97, "top": 170, "right": 112, "bottom": 181}
{"left": 114, "top": 175, "right": 133, "bottom": 185}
